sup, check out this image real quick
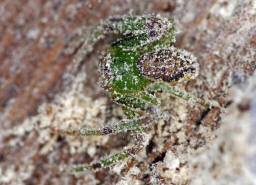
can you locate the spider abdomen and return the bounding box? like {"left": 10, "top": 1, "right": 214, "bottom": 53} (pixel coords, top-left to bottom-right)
{"left": 137, "top": 48, "right": 198, "bottom": 84}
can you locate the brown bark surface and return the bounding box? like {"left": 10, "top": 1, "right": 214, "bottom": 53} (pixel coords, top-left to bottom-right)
{"left": 0, "top": 0, "right": 255, "bottom": 184}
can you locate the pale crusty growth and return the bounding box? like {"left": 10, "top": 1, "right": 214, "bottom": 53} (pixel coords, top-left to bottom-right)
{"left": 1, "top": 0, "right": 256, "bottom": 185}
{"left": 137, "top": 47, "right": 198, "bottom": 83}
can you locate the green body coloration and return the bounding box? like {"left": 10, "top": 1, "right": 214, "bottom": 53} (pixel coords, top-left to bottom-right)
{"left": 100, "top": 16, "right": 175, "bottom": 116}
{"left": 55, "top": 15, "right": 203, "bottom": 172}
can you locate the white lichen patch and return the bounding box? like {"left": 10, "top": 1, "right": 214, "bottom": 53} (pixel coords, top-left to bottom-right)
{"left": 0, "top": 161, "right": 34, "bottom": 184}
{"left": 33, "top": 72, "right": 112, "bottom": 156}
{"left": 210, "top": 0, "right": 240, "bottom": 18}
{"left": 163, "top": 150, "right": 180, "bottom": 170}
{"left": 117, "top": 177, "right": 143, "bottom": 185}
{"left": 26, "top": 28, "right": 40, "bottom": 40}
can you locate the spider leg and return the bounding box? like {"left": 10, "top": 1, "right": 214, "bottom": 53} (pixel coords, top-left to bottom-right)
{"left": 111, "top": 91, "right": 159, "bottom": 112}
{"left": 146, "top": 82, "right": 208, "bottom": 107}
{"left": 71, "top": 134, "right": 145, "bottom": 172}
{"left": 49, "top": 91, "right": 159, "bottom": 136}
{"left": 49, "top": 116, "right": 153, "bottom": 136}
{"left": 72, "top": 24, "right": 105, "bottom": 71}
{"left": 49, "top": 92, "right": 159, "bottom": 172}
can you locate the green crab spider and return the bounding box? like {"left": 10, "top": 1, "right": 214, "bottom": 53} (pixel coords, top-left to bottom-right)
{"left": 53, "top": 14, "right": 206, "bottom": 172}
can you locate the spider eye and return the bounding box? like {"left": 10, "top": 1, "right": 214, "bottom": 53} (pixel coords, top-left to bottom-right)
{"left": 137, "top": 48, "right": 198, "bottom": 83}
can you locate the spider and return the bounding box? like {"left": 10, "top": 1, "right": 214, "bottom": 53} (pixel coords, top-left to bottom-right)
{"left": 53, "top": 14, "right": 206, "bottom": 172}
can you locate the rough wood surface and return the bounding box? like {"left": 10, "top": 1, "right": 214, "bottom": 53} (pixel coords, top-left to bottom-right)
{"left": 0, "top": 0, "right": 255, "bottom": 184}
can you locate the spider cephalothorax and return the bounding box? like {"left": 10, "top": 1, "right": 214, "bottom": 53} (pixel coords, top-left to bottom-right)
{"left": 53, "top": 14, "right": 204, "bottom": 172}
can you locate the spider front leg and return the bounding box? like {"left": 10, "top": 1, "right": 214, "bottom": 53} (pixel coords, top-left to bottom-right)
{"left": 72, "top": 134, "right": 145, "bottom": 172}
{"left": 45, "top": 92, "right": 160, "bottom": 172}
{"left": 50, "top": 91, "right": 160, "bottom": 172}
{"left": 51, "top": 91, "right": 159, "bottom": 137}
{"left": 146, "top": 82, "right": 208, "bottom": 107}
